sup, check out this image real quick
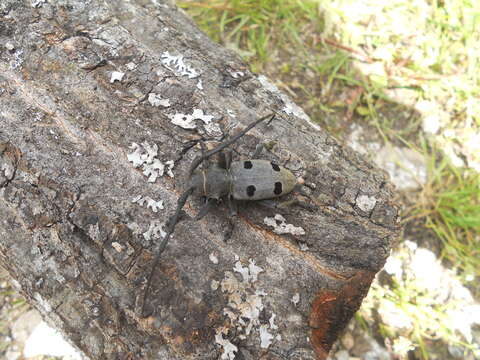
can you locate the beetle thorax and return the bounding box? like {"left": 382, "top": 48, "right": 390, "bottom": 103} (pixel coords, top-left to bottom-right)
{"left": 188, "top": 167, "right": 231, "bottom": 199}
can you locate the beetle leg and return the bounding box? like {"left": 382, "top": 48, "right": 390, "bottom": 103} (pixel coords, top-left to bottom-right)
{"left": 199, "top": 140, "right": 210, "bottom": 169}
{"left": 217, "top": 149, "right": 232, "bottom": 170}
{"left": 224, "top": 149, "right": 233, "bottom": 170}
{"left": 257, "top": 198, "right": 317, "bottom": 212}
{"left": 188, "top": 154, "right": 204, "bottom": 175}
{"left": 286, "top": 199, "right": 318, "bottom": 211}
{"left": 256, "top": 199, "right": 290, "bottom": 212}
{"left": 293, "top": 183, "right": 312, "bottom": 197}
{"left": 217, "top": 152, "right": 227, "bottom": 169}
{"left": 194, "top": 198, "right": 216, "bottom": 220}
{"left": 252, "top": 143, "right": 264, "bottom": 158}
{"left": 223, "top": 217, "right": 235, "bottom": 242}
{"left": 188, "top": 141, "right": 210, "bottom": 175}
{"left": 227, "top": 195, "right": 237, "bottom": 216}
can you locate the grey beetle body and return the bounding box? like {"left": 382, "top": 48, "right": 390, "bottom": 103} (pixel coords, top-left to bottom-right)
{"left": 230, "top": 159, "right": 296, "bottom": 200}
{"left": 188, "top": 159, "right": 296, "bottom": 201}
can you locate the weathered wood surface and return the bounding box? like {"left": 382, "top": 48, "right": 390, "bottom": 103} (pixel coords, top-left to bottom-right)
{"left": 0, "top": 0, "right": 400, "bottom": 359}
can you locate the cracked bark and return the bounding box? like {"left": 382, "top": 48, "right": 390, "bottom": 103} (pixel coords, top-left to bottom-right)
{"left": 0, "top": 1, "right": 401, "bottom": 359}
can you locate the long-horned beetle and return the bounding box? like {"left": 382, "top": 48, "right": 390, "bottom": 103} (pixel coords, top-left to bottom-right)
{"left": 142, "top": 113, "right": 299, "bottom": 315}
{"left": 188, "top": 154, "right": 297, "bottom": 201}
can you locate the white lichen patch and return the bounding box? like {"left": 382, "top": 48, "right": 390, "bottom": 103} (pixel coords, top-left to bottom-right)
{"left": 269, "top": 313, "right": 278, "bottom": 330}
{"left": 127, "top": 142, "right": 174, "bottom": 182}
{"left": 1, "top": 159, "right": 15, "bottom": 180}
{"left": 87, "top": 223, "right": 101, "bottom": 243}
{"left": 31, "top": 0, "right": 47, "bottom": 8}
{"left": 110, "top": 71, "right": 124, "bottom": 83}
{"left": 229, "top": 70, "right": 244, "bottom": 78}
{"left": 132, "top": 195, "right": 164, "bottom": 213}
{"left": 291, "top": 293, "right": 300, "bottom": 306}
{"left": 211, "top": 280, "right": 220, "bottom": 291}
{"left": 125, "top": 242, "right": 135, "bottom": 256}
{"left": 233, "top": 259, "right": 263, "bottom": 283}
{"left": 140, "top": 160, "right": 164, "bottom": 182}
{"left": 357, "top": 194, "right": 377, "bottom": 212}
{"left": 169, "top": 109, "right": 214, "bottom": 130}
{"left": 161, "top": 51, "right": 200, "bottom": 79}
{"left": 126, "top": 221, "right": 143, "bottom": 236}
{"left": 111, "top": 242, "right": 124, "bottom": 253}
{"left": 248, "top": 260, "right": 263, "bottom": 282}
{"left": 10, "top": 49, "right": 24, "bottom": 69}
{"left": 259, "top": 324, "right": 274, "bottom": 348}
{"left": 233, "top": 260, "right": 264, "bottom": 284}
{"left": 215, "top": 328, "right": 238, "bottom": 360}
{"left": 216, "top": 259, "right": 279, "bottom": 353}
{"left": 143, "top": 220, "right": 166, "bottom": 242}
{"left": 165, "top": 160, "right": 174, "bottom": 178}
{"left": 148, "top": 93, "right": 171, "bottom": 107}
{"left": 232, "top": 261, "right": 250, "bottom": 283}
{"left": 209, "top": 252, "right": 219, "bottom": 264}
{"left": 238, "top": 294, "right": 264, "bottom": 332}
{"left": 126, "top": 62, "right": 137, "bottom": 70}
{"left": 299, "top": 243, "right": 309, "bottom": 251}
{"left": 264, "top": 214, "right": 305, "bottom": 236}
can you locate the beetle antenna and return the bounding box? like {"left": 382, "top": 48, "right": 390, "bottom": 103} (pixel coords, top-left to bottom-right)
{"left": 188, "top": 113, "right": 275, "bottom": 176}
{"left": 142, "top": 186, "right": 195, "bottom": 316}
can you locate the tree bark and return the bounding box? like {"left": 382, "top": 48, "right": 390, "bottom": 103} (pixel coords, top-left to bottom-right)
{"left": 0, "top": 0, "right": 400, "bottom": 359}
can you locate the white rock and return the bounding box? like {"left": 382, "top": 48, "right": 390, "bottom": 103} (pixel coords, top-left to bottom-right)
{"left": 374, "top": 144, "right": 427, "bottom": 190}
{"left": 24, "top": 321, "right": 83, "bottom": 360}
{"left": 11, "top": 310, "right": 42, "bottom": 345}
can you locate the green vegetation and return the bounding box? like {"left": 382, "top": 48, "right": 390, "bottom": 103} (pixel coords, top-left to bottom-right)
{"left": 179, "top": 0, "right": 321, "bottom": 65}
{"left": 417, "top": 154, "right": 480, "bottom": 281}
{"left": 179, "top": 0, "right": 480, "bottom": 359}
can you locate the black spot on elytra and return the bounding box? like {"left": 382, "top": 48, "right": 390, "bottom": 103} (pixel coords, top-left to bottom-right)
{"left": 246, "top": 185, "right": 256, "bottom": 197}
{"left": 244, "top": 161, "right": 253, "bottom": 169}
{"left": 274, "top": 182, "right": 283, "bottom": 195}
{"left": 271, "top": 162, "right": 280, "bottom": 171}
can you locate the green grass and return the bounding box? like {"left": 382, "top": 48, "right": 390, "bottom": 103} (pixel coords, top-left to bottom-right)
{"left": 178, "top": 0, "right": 322, "bottom": 67}
{"left": 412, "top": 151, "right": 480, "bottom": 281}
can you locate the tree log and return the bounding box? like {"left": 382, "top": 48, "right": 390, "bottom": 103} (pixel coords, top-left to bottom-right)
{"left": 0, "top": 0, "right": 400, "bottom": 359}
